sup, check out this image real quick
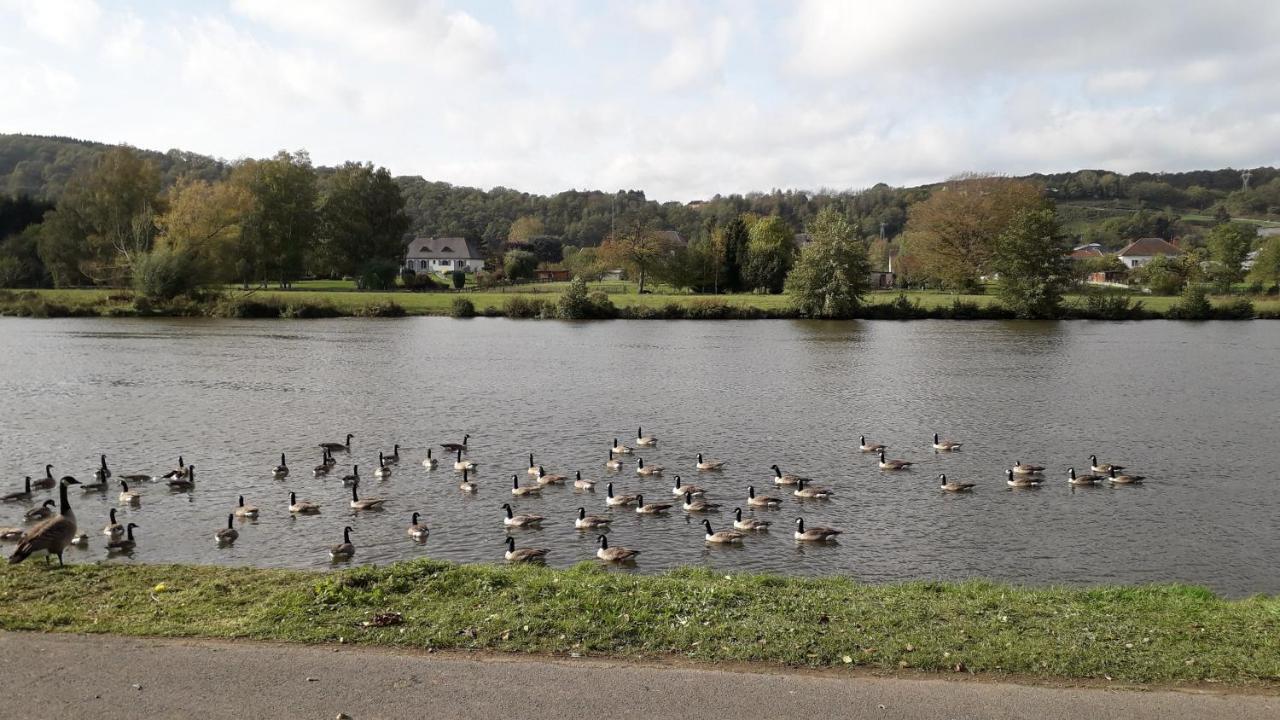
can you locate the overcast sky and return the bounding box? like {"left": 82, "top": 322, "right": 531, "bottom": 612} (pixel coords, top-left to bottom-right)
{"left": 2, "top": 0, "right": 1278, "bottom": 200}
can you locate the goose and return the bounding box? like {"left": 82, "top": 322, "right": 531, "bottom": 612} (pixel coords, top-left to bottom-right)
{"left": 272, "top": 453, "right": 289, "bottom": 479}
{"left": 504, "top": 536, "right": 549, "bottom": 563}
{"left": 610, "top": 438, "right": 633, "bottom": 455}
{"left": 1006, "top": 469, "right": 1041, "bottom": 488}
{"left": 573, "top": 471, "right": 596, "bottom": 490}
{"left": 511, "top": 475, "right": 541, "bottom": 497}
{"left": 384, "top": 444, "right": 401, "bottom": 465}
{"left": 117, "top": 481, "right": 142, "bottom": 506}
{"left": 703, "top": 519, "right": 745, "bottom": 544}
{"left": 407, "top": 512, "right": 430, "bottom": 539}
{"left": 635, "top": 427, "right": 657, "bottom": 447}
{"left": 25, "top": 500, "right": 57, "bottom": 522}
{"left": 596, "top": 534, "right": 640, "bottom": 562}
{"left": 635, "top": 458, "right": 664, "bottom": 476}
{"left": 459, "top": 467, "right": 478, "bottom": 493}
{"left": 633, "top": 494, "right": 673, "bottom": 515}
{"left": 81, "top": 471, "right": 109, "bottom": 492}
{"left": 422, "top": 449, "right": 438, "bottom": 470}
{"left": 94, "top": 455, "right": 111, "bottom": 482}
{"left": 69, "top": 532, "right": 90, "bottom": 546}
{"left": 747, "top": 485, "right": 782, "bottom": 508}
{"left": 932, "top": 433, "right": 963, "bottom": 451}
{"left": 793, "top": 518, "right": 842, "bottom": 542}
{"left": 117, "top": 472, "right": 156, "bottom": 484}
{"left": 501, "top": 503, "right": 543, "bottom": 527}
{"left": 527, "top": 454, "right": 540, "bottom": 476}
{"left": 605, "top": 482, "right": 637, "bottom": 507}
{"left": 605, "top": 453, "right": 624, "bottom": 470}
{"left": 322, "top": 451, "right": 337, "bottom": 468}
{"left": 311, "top": 450, "right": 334, "bottom": 476}
{"left": 536, "top": 466, "right": 567, "bottom": 486}
{"left": 32, "top": 465, "right": 55, "bottom": 489}
{"left": 453, "top": 449, "right": 478, "bottom": 471}
{"left": 770, "top": 464, "right": 806, "bottom": 486}
{"left": 1012, "top": 461, "right": 1046, "bottom": 475}
{"left": 574, "top": 507, "right": 611, "bottom": 529}
{"left": 671, "top": 476, "right": 706, "bottom": 497}
{"left": 1067, "top": 467, "right": 1103, "bottom": 486}
{"left": 0, "top": 528, "right": 25, "bottom": 542}
{"left": 167, "top": 465, "right": 196, "bottom": 491}
{"left": 938, "top": 473, "right": 975, "bottom": 493}
{"left": 374, "top": 453, "right": 393, "bottom": 479}
{"left": 234, "top": 495, "right": 259, "bottom": 518}
{"left": 696, "top": 453, "right": 726, "bottom": 471}
{"left": 859, "top": 436, "right": 887, "bottom": 453}
{"left": 288, "top": 492, "right": 320, "bottom": 514}
{"left": 215, "top": 514, "right": 239, "bottom": 545}
{"left": 1107, "top": 467, "right": 1146, "bottom": 485}
{"left": 2, "top": 477, "right": 32, "bottom": 502}
{"left": 160, "top": 457, "right": 186, "bottom": 481}
{"left": 320, "top": 434, "right": 354, "bottom": 454}
{"left": 349, "top": 480, "right": 385, "bottom": 510}
{"left": 329, "top": 526, "right": 354, "bottom": 559}
{"left": 441, "top": 435, "right": 470, "bottom": 454}
{"left": 1089, "top": 455, "right": 1125, "bottom": 474}
{"left": 732, "top": 507, "right": 771, "bottom": 531}
{"left": 341, "top": 465, "right": 361, "bottom": 486}
{"left": 878, "top": 450, "right": 913, "bottom": 471}
{"left": 682, "top": 491, "right": 720, "bottom": 513}
{"left": 105, "top": 523, "right": 138, "bottom": 554}
{"left": 793, "top": 478, "right": 833, "bottom": 499}
{"left": 103, "top": 508, "right": 124, "bottom": 539}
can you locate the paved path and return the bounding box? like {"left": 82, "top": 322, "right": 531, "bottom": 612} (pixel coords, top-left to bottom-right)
{"left": 2, "top": 632, "right": 1274, "bottom": 719}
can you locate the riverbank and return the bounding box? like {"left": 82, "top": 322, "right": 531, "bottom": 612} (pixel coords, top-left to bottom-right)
{"left": 2, "top": 560, "right": 1276, "bottom": 686}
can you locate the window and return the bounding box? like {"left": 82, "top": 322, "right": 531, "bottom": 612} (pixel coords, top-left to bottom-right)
{"left": 419, "top": 260, "right": 427, "bottom": 270}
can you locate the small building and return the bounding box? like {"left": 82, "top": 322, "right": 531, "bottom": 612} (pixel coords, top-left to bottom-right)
{"left": 404, "top": 237, "right": 485, "bottom": 273}
{"left": 1070, "top": 243, "right": 1105, "bottom": 260}
{"left": 867, "top": 252, "right": 896, "bottom": 289}
{"left": 534, "top": 268, "right": 571, "bottom": 282}
{"left": 601, "top": 268, "right": 625, "bottom": 281}
{"left": 1116, "top": 237, "right": 1182, "bottom": 269}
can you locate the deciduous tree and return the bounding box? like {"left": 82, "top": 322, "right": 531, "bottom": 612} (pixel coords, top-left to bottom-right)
{"left": 743, "top": 215, "right": 795, "bottom": 293}
{"left": 991, "top": 207, "right": 1071, "bottom": 318}
{"left": 785, "top": 207, "right": 871, "bottom": 317}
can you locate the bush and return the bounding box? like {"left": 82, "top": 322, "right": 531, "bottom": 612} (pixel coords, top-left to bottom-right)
{"left": 450, "top": 270, "right": 466, "bottom": 290}
{"left": 1168, "top": 283, "right": 1213, "bottom": 320}
{"left": 450, "top": 297, "right": 476, "bottom": 318}
{"left": 402, "top": 271, "right": 440, "bottom": 292}
{"left": 503, "top": 250, "right": 538, "bottom": 282}
{"left": 212, "top": 296, "right": 284, "bottom": 318}
{"left": 557, "top": 276, "right": 616, "bottom": 319}
{"left": 281, "top": 301, "right": 341, "bottom": 319}
{"left": 503, "top": 296, "right": 553, "bottom": 318}
{"left": 354, "top": 301, "right": 406, "bottom": 317}
{"left": 356, "top": 259, "right": 401, "bottom": 290}
{"left": 132, "top": 247, "right": 199, "bottom": 300}
{"left": 1076, "top": 294, "right": 1150, "bottom": 320}
{"left": 1213, "top": 298, "right": 1255, "bottom": 320}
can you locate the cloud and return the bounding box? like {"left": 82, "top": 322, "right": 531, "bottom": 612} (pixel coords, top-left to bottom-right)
{"left": 0, "top": 0, "right": 101, "bottom": 47}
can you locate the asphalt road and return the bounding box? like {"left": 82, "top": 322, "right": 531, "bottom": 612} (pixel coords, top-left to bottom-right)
{"left": 2, "top": 632, "right": 1274, "bottom": 719}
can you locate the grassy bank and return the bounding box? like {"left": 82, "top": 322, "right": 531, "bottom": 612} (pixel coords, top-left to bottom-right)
{"left": 1, "top": 560, "right": 1277, "bottom": 685}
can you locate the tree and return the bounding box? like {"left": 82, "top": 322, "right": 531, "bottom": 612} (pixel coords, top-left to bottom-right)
{"left": 1205, "top": 222, "right": 1256, "bottom": 284}
{"left": 152, "top": 178, "right": 253, "bottom": 291}
{"left": 563, "top": 246, "right": 602, "bottom": 279}
{"left": 503, "top": 249, "right": 537, "bottom": 282}
{"left": 507, "top": 215, "right": 544, "bottom": 245}
{"left": 315, "top": 162, "right": 410, "bottom": 283}
{"left": 743, "top": 215, "right": 795, "bottom": 293}
{"left": 597, "top": 220, "right": 675, "bottom": 293}
{"left": 232, "top": 151, "right": 318, "bottom": 288}
{"left": 1133, "top": 255, "right": 1192, "bottom": 295}
{"left": 785, "top": 207, "right": 871, "bottom": 317}
{"left": 991, "top": 207, "right": 1071, "bottom": 318}
{"left": 1248, "top": 235, "right": 1280, "bottom": 289}
{"left": 718, "top": 216, "right": 750, "bottom": 292}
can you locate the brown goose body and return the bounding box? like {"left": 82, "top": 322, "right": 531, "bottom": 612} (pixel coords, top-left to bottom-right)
{"left": 9, "top": 477, "right": 80, "bottom": 565}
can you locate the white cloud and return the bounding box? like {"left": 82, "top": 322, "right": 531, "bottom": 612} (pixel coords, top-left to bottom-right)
{"left": 649, "top": 16, "right": 730, "bottom": 92}
{"left": 0, "top": 0, "right": 101, "bottom": 47}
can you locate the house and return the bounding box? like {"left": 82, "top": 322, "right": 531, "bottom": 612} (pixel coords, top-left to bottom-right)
{"left": 867, "top": 252, "right": 896, "bottom": 289}
{"left": 534, "top": 268, "right": 571, "bottom": 282}
{"left": 1116, "top": 237, "right": 1182, "bottom": 269}
{"left": 601, "top": 268, "right": 625, "bottom": 281}
{"left": 1070, "top": 243, "right": 1105, "bottom": 260}
{"left": 404, "top": 237, "right": 485, "bottom": 273}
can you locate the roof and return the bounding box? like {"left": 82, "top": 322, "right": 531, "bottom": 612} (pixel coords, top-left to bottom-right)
{"left": 1117, "top": 237, "right": 1182, "bottom": 258}
{"left": 405, "top": 237, "right": 484, "bottom": 260}
{"left": 652, "top": 230, "right": 685, "bottom": 247}
{"left": 1070, "top": 247, "right": 1104, "bottom": 259}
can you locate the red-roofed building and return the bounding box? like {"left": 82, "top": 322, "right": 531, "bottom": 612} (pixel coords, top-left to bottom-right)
{"left": 1116, "top": 237, "right": 1182, "bottom": 269}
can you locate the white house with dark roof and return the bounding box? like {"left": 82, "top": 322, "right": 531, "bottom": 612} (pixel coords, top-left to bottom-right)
{"left": 1116, "top": 237, "right": 1182, "bottom": 269}
{"left": 404, "top": 237, "right": 485, "bottom": 273}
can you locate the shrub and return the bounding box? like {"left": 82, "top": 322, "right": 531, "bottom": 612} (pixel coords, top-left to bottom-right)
{"left": 402, "top": 271, "right": 440, "bottom": 292}
{"left": 1169, "top": 283, "right": 1213, "bottom": 320}
{"left": 1077, "top": 294, "right": 1150, "bottom": 320}
{"left": 1213, "top": 298, "right": 1255, "bottom": 320}
{"left": 213, "top": 296, "right": 284, "bottom": 318}
{"left": 132, "top": 247, "right": 199, "bottom": 300}
{"left": 481, "top": 305, "right": 501, "bottom": 317}
{"left": 357, "top": 259, "right": 401, "bottom": 290}
{"left": 354, "top": 301, "right": 406, "bottom": 317}
{"left": 451, "top": 270, "right": 466, "bottom": 290}
{"left": 280, "top": 301, "right": 340, "bottom": 319}
{"left": 503, "top": 250, "right": 538, "bottom": 282}
{"left": 557, "top": 276, "right": 616, "bottom": 319}
{"left": 450, "top": 297, "right": 476, "bottom": 318}
{"left": 504, "top": 296, "right": 553, "bottom": 318}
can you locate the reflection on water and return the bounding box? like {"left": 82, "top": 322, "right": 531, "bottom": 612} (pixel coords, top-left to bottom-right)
{"left": 0, "top": 317, "right": 1277, "bottom": 596}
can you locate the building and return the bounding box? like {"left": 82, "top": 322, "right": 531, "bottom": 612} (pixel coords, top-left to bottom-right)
{"left": 404, "top": 237, "right": 485, "bottom": 273}
{"left": 534, "top": 268, "right": 571, "bottom": 282}
{"left": 1116, "top": 237, "right": 1182, "bottom": 269}
{"left": 1070, "top": 243, "right": 1105, "bottom": 260}
{"left": 867, "top": 252, "right": 896, "bottom": 289}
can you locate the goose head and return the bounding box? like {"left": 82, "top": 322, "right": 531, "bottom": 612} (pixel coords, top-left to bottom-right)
{"left": 501, "top": 503, "right": 514, "bottom": 518}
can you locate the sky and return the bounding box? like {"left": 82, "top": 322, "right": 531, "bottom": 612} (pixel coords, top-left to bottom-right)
{"left": 2, "top": 0, "right": 1279, "bottom": 201}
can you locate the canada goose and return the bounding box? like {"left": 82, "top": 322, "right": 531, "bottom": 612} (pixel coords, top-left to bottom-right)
{"left": 70, "top": 532, "right": 90, "bottom": 546}
{"left": 859, "top": 436, "right": 887, "bottom": 453}
{"left": 94, "top": 455, "right": 111, "bottom": 482}
{"left": 732, "top": 507, "right": 770, "bottom": 531}
{"left": 116, "top": 473, "right": 155, "bottom": 484}
{"left": 793, "top": 518, "right": 842, "bottom": 542}
{"left": 932, "top": 433, "right": 963, "bottom": 451}
{"left": 341, "top": 465, "right": 361, "bottom": 486}
{"left": 105, "top": 523, "right": 138, "bottom": 553}
{"left": 320, "top": 434, "right": 354, "bottom": 453}
{"left": 441, "top": 435, "right": 470, "bottom": 454}
{"left": 161, "top": 457, "right": 186, "bottom": 481}
{"left": 1108, "top": 467, "right": 1146, "bottom": 484}
{"left": 671, "top": 476, "right": 706, "bottom": 497}
{"left": 1067, "top": 467, "right": 1103, "bottom": 486}
{"left": 1089, "top": 455, "right": 1125, "bottom": 474}
{"left": 2, "top": 477, "right": 32, "bottom": 502}
{"left": 215, "top": 514, "right": 239, "bottom": 544}
{"left": 384, "top": 444, "right": 401, "bottom": 465}
{"left": 323, "top": 451, "right": 336, "bottom": 467}
{"left": 605, "top": 453, "right": 624, "bottom": 470}
{"left": 793, "top": 478, "right": 833, "bottom": 499}
{"left": 575, "top": 507, "right": 611, "bottom": 529}
{"left": 167, "top": 465, "right": 196, "bottom": 491}
{"left": 702, "top": 519, "right": 745, "bottom": 544}
{"left": 288, "top": 492, "right": 320, "bottom": 514}
{"left": 459, "top": 467, "right": 478, "bottom": 493}
{"left": 1006, "top": 469, "right": 1041, "bottom": 488}
{"left": 696, "top": 453, "right": 726, "bottom": 471}
{"left": 527, "top": 454, "right": 540, "bottom": 476}
{"left": 25, "top": 500, "right": 56, "bottom": 522}
{"left": 635, "top": 458, "right": 664, "bottom": 476}
{"left": 596, "top": 534, "right": 640, "bottom": 562}
{"left": 329, "top": 526, "right": 354, "bottom": 559}
{"left": 422, "top": 449, "right": 438, "bottom": 470}
{"left": 234, "top": 495, "right": 259, "bottom": 518}
{"left": 374, "top": 453, "right": 393, "bottom": 479}
{"left": 682, "top": 491, "right": 720, "bottom": 513}
{"left": 938, "top": 473, "right": 975, "bottom": 493}
{"left": 503, "top": 536, "right": 549, "bottom": 563}
{"left": 605, "top": 482, "right": 637, "bottom": 507}
{"left": 32, "top": 465, "right": 55, "bottom": 489}
{"left": 573, "top": 471, "right": 596, "bottom": 490}
{"left": 747, "top": 485, "right": 782, "bottom": 507}
{"left": 103, "top": 508, "right": 125, "bottom": 539}
{"left": 537, "top": 466, "right": 567, "bottom": 486}
{"left": 0, "top": 528, "right": 25, "bottom": 542}
{"left": 501, "top": 503, "right": 543, "bottom": 527}
{"left": 511, "top": 475, "right": 541, "bottom": 497}
{"left": 454, "top": 449, "right": 478, "bottom": 471}
{"left": 635, "top": 427, "right": 657, "bottom": 447}
{"left": 349, "top": 480, "right": 386, "bottom": 510}
{"left": 314, "top": 450, "right": 333, "bottom": 476}
{"left": 878, "top": 451, "right": 913, "bottom": 471}
{"left": 81, "top": 471, "right": 109, "bottom": 492}
{"left": 271, "top": 453, "right": 289, "bottom": 479}
{"left": 407, "top": 512, "right": 429, "bottom": 539}
{"left": 610, "top": 438, "right": 633, "bottom": 455}
{"left": 1012, "top": 461, "right": 1046, "bottom": 475}
{"left": 633, "top": 494, "right": 673, "bottom": 515}
{"left": 117, "top": 481, "right": 142, "bottom": 506}
{"left": 770, "top": 465, "right": 806, "bottom": 486}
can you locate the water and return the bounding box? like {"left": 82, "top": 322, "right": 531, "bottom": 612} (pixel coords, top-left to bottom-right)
{"left": 1, "top": 317, "right": 1277, "bottom": 596}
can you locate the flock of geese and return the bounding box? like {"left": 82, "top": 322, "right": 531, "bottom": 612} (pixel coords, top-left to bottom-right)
{"left": 3, "top": 427, "right": 1147, "bottom": 568}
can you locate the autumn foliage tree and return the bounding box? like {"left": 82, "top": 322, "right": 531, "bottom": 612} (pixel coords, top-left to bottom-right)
{"left": 597, "top": 219, "right": 676, "bottom": 293}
